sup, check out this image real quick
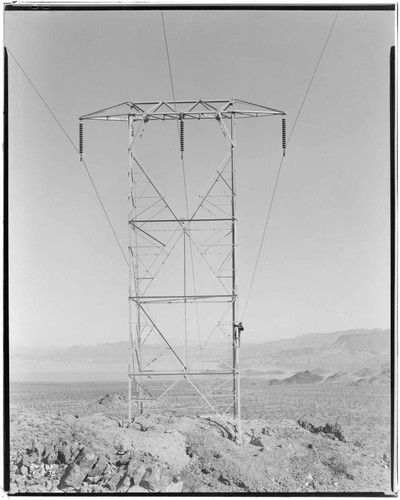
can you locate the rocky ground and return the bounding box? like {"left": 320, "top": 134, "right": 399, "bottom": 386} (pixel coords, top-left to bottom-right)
{"left": 9, "top": 393, "right": 393, "bottom": 494}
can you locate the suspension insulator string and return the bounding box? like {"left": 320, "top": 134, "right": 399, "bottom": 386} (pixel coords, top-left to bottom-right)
{"left": 79, "top": 122, "right": 84, "bottom": 161}
{"left": 282, "top": 117, "right": 286, "bottom": 157}
{"left": 179, "top": 115, "right": 184, "bottom": 160}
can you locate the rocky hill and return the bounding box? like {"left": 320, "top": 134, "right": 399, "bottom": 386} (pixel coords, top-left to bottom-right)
{"left": 322, "top": 372, "right": 357, "bottom": 384}
{"left": 9, "top": 396, "right": 392, "bottom": 494}
{"left": 353, "top": 368, "right": 378, "bottom": 378}
{"left": 350, "top": 368, "right": 390, "bottom": 387}
{"left": 240, "top": 329, "right": 390, "bottom": 372}
{"left": 269, "top": 371, "right": 324, "bottom": 385}
{"left": 267, "top": 368, "right": 390, "bottom": 387}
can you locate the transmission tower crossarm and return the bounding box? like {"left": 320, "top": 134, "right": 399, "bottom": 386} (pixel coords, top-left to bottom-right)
{"left": 79, "top": 99, "right": 286, "bottom": 122}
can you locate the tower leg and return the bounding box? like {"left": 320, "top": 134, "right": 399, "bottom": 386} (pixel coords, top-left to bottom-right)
{"left": 234, "top": 332, "right": 242, "bottom": 444}
{"left": 128, "top": 377, "right": 132, "bottom": 425}
{"left": 230, "top": 111, "right": 241, "bottom": 441}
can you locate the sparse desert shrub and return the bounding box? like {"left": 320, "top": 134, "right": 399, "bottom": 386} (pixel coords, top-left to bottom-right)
{"left": 323, "top": 422, "right": 345, "bottom": 442}
{"left": 297, "top": 420, "right": 345, "bottom": 442}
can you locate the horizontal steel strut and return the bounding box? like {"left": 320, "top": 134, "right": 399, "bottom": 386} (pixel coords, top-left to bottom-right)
{"left": 129, "top": 218, "right": 235, "bottom": 223}
{"left": 129, "top": 371, "right": 235, "bottom": 376}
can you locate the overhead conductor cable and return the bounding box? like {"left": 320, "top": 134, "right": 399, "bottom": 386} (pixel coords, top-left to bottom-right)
{"left": 6, "top": 49, "right": 128, "bottom": 266}
{"left": 241, "top": 11, "right": 339, "bottom": 321}
{"left": 161, "top": 12, "right": 203, "bottom": 365}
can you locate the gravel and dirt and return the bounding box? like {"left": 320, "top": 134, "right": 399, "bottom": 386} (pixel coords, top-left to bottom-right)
{"left": 9, "top": 389, "right": 392, "bottom": 494}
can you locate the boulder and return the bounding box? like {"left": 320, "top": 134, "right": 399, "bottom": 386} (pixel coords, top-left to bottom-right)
{"left": 32, "top": 469, "right": 46, "bottom": 482}
{"left": 117, "top": 473, "right": 132, "bottom": 492}
{"left": 125, "top": 456, "right": 137, "bottom": 474}
{"left": 59, "top": 463, "right": 87, "bottom": 489}
{"left": 70, "top": 442, "right": 80, "bottom": 458}
{"left": 79, "top": 484, "right": 92, "bottom": 493}
{"left": 128, "top": 484, "right": 149, "bottom": 493}
{"left": 88, "top": 454, "right": 108, "bottom": 477}
{"left": 31, "top": 440, "right": 44, "bottom": 458}
{"left": 85, "top": 475, "right": 100, "bottom": 484}
{"left": 51, "top": 479, "right": 60, "bottom": 491}
{"left": 116, "top": 453, "right": 131, "bottom": 465}
{"left": 234, "top": 479, "right": 249, "bottom": 490}
{"left": 250, "top": 435, "right": 269, "bottom": 448}
{"left": 20, "top": 452, "right": 37, "bottom": 467}
{"left": 57, "top": 441, "right": 71, "bottom": 464}
{"left": 218, "top": 473, "right": 231, "bottom": 485}
{"left": 43, "top": 449, "right": 57, "bottom": 465}
{"left": 75, "top": 448, "right": 98, "bottom": 470}
{"left": 93, "top": 484, "right": 107, "bottom": 493}
{"left": 15, "top": 475, "right": 26, "bottom": 487}
{"left": 19, "top": 465, "right": 28, "bottom": 476}
{"left": 45, "top": 479, "right": 53, "bottom": 491}
{"left": 261, "top": 427, "right": 275, "bottom": 436}
{"left": 141, "top": 464, "right": 172, "bottom": 492}
{"left": 47, "top": 463, "right": 60, "bottom": 477}
{"left": 140, "top": 465, "right": 162, "bottom": 491}
{"left": 26, "top": 485, "right": 46, "bottom": 493}
{"left": 106, "top": 471, "right": 125, "bottom": 491}
{"left": 163, "top": 480, "right": 184, "bottom": 492}
{"left": 132, "top": 463, "right": 146, "bottom": 485}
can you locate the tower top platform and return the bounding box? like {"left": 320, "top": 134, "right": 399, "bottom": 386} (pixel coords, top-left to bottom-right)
{"left": 80, "top": 98, "right": 286, "bottom": 122}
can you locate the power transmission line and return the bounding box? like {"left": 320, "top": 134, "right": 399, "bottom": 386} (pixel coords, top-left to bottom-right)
{"left": 160, "top": 12, "right": 178, "bottom": 108}
{"left": 7, "top": 48, "right": 129, "bottom": 267}
{"left": 160, "top": 11, "right": 202, "bottom": 360}
{"left": 241, "top": 11, "right": 339, "bottom": 320}
{"left": 288, "top": 11, "right": 339, "bottom": 145}
{"left": 160, "top": 11, "right": 191, "bottom": 217}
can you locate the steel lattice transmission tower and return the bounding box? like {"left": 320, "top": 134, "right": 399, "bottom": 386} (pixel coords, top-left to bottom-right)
{"left": 79, "top": 99, "right": 285, "bottom": 438}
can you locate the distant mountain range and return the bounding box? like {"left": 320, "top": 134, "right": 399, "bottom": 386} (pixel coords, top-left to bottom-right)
{"left": 266, "top": 368, "right": 390, "bottom": 387}
{"left": 239, "top": 328, "right": 390, "bottom": 372}
{"left": 10, "top": 328, "right": 390, "bottom": 382}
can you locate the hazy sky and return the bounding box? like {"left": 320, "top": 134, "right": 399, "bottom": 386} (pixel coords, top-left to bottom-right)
{"left": 6, "top": 6, "right": 394, "bottom": 348}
